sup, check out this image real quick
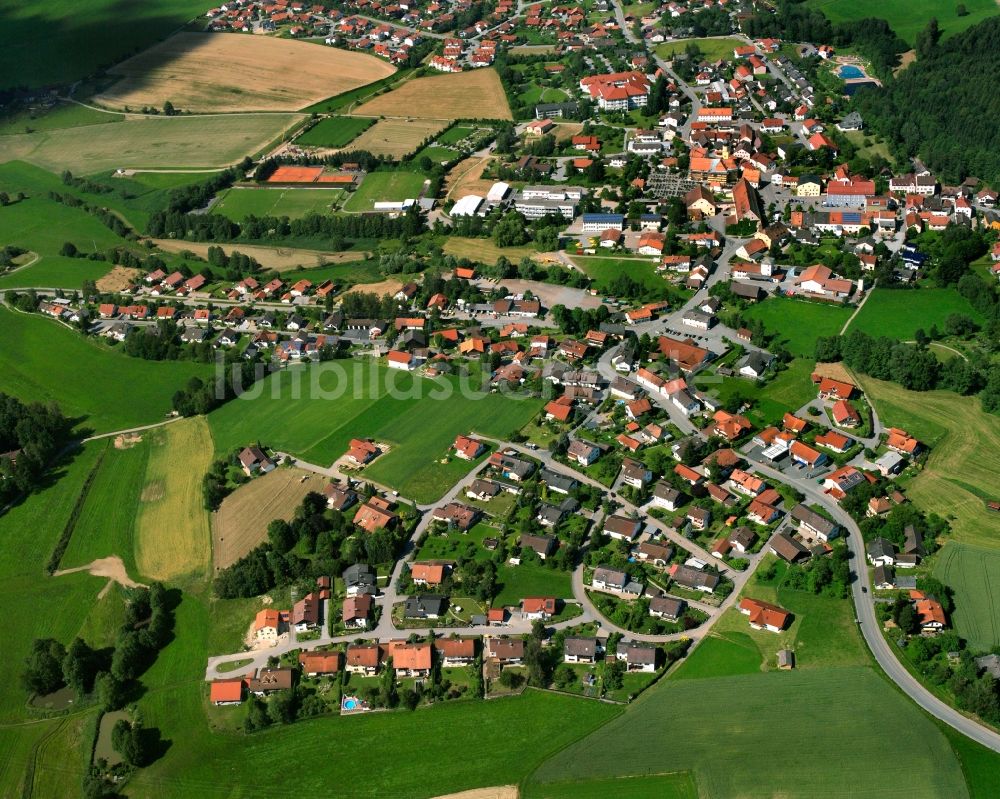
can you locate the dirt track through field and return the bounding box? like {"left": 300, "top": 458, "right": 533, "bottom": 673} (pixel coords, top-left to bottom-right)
{"left": 53, "top": 556, "right": 146, "bottom": 598}
{"left": 431, "top": 787, "right": 518, "bottom": 799}
{"left": 97, "top": 33, "right": 395, "bottom": 113}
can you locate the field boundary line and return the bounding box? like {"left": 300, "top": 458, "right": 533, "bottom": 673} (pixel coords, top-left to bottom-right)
{"left": 45, "top": 444, "right": 108, "bottom": 573}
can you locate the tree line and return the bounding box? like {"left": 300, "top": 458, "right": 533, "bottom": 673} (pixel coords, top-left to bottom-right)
{"left": 0, "top": 393, "right": 70, "bottom": 506}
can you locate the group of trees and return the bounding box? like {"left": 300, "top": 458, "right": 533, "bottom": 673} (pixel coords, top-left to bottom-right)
{"left": 816, "top": 326, "right": 1000, "bottom": 409}
{"left": 23, "top": 583, "right": 174, "bottom": 713}
{"left": 854, "top": 16, "right": 1000, "bottom": 185}
{"left": 0, "top": 393, "right": 70, "bottom": 505}
{"left": 213, "top": 490, "right": 416, "bottom": 599}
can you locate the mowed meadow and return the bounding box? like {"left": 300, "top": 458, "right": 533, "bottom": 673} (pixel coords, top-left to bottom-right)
{"left": 207, "top": 364, "right": 544, "bottom": 502}
{"left": 0, "top": 306, "right": 213, "bottom": 434}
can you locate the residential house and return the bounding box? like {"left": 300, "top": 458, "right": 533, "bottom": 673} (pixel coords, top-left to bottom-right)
{"left": 343, "top": 594, "right": 373, "bottom": 628}
{"left": 564, "top": 636, "right": 599, "bottom": 663}
{"left": 739, "top": 597, "right": 791, "bottom": 632}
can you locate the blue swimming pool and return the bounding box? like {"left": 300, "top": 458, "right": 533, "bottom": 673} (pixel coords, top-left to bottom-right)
{"left": 839, "top": 65, "right": 864, "bottom": 79}
{"left": 344, "top": 699, "right": 358, "bottom": 710}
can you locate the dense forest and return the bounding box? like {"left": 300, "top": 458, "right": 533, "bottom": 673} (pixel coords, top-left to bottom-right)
{"left": 853, "top": 16, "right": 1000, "bottom": 185}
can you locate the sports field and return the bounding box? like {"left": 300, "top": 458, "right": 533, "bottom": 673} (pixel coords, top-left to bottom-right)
{"left": 212, "top": 187, "right": 344, "bottom": 220}
{"left": 0, "top": 113, "right": 302, "bottom": 173}
{"left": 96, "top": 33, "right": 395, "bottom": 113}
{"left": 343, "top": 170, "right": 428, "bottom": 211}
{"left": 213, "top": 468, "right": 329, "bottom": 570}
{"left": 345, "top": 118, "right": 449, "bottom": 159}
{"left": 136, "top": 418, "right": 214, "bottom": 582}
{"left": 655, "top": 37, "right": 746, "bottom": 62}
{"left": 743, "top": 296, "right": 853, "bottom": 358}
{"left": 530, "top": 666, "right": 967, "bottom": 798}
{"left": 804, "top": 0, "right": 998, "bottom": 44}
{"left": 934, "top": 544, "right": 1000, "bottom": 652}
{"left": 0, "top": 305, "right": 213, "bottom": 434}
{"left": 295, "top": 116, "right": 375, "bottom": 148}
{"left": 206, "top": 364, "right": 544, "bottom": 503}
{"left": 352, "top": 68, "right": 513, "bottom": 120}
{"left": 845, "top": 288, "right": 984, "bottom": 341}
{"left": 0, "top": 0, "right": 208, "bottom": 89}
{"left": 857, "top": 376, "right": 1000, "bottom": 549}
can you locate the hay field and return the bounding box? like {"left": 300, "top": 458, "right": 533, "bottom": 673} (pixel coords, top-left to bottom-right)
{"left": 856, "top": 375, "right": 1000, "bottom": 549}
{"left": 152, "top": 238, "right": 367, "bottom": 271}
{"left": 96, "top": 33, "right": 395, "bottom": 113}
{"left": 0, "top": 113, "right": 302, "bottom": 173}
{"left": 136, "top": 418, "right": 214, "bottom": 582}
{"left": 346, "top": 118, "right": 448, "bottom": 158}
{"left": 445, "top": 156, "right": 494, "bottom": 199}
{"left": 213, "top": 468, "right": 328, "bottom": 570}
{"left": 352, "top": 68, "right": 512, "bottom": 120}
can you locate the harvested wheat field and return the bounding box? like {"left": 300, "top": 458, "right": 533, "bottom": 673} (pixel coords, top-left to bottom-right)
{"left": 810, "top": 361, "right": 855, "bottom": 384}
{"left": 352, "top": 68, "right": 512, "bottom": 120}
{"left": 152, "top": 238, "right": 368, "bottom": 272}
{"left": 445, "top": 155, "right": 494, "bottom": 199}
{"left": 213, "top": 468, "right": 328, "bottom": 570}
{"left": 346, "top": 118, "right": 448, "bottom": 158}
{"left": 97, "top": 32, "right": 395, "bottom": 112}
{"left": 343, "top": 278, "right": 404, "bottom": 297}
{"left": 135, "top": 417, "right": 213, "bottom": 581}
{"left": 96, "top": 265, "right": 143, "bottom": 292}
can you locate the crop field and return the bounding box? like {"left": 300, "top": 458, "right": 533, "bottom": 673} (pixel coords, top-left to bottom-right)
{"left": 934, "top": 543, "right": 1000, "bottom": 652}
{"left": 655, "top": 37, "right": 746, "bottom": 62}
{"left": 743, "top": 296, "right": 853, "bottom": 358}
{"left": 212, "top": 187, "right": 344, "bottom": 220}
{"left": 213, "top": 468, "right": 329, "bottom": 570}
{"left": 151, "top": 238, "right": 368, "bottom": 272}
{"left": 444, "top": 155, "right": 495, "bottom": 199}
{"left": 352, "top": 68, "right": 513, "bottom": 120}
{"left": 857, "top": 376, "right": 1000, "bottom": 548}
{"left": 136, "top": 418, "right": 214, "bottom": 582}
{"left": 0, "top": 113, "right": 302, "bottom": 174}
{"left": 0, "top": 306, "right": 214, "bottom": 434}
{"left": 207, "top": 364, "right": 544, "bottom": 503}
{"left": 343, "top": 170, "right": 428, "bottom": 211}
{"left": 443, "top": 236, "right": 547, "bottom": 264}
{"left": 0, "top": 0, "right": 208, "bottom": 89}
{"left": 126, "top": 685, "right": 618, "bottom": 798}
{"left": 344, "top": 118, "right": 448, "bottom": 159}
{"left": 96, "top": 33, "right": 396, "bottom": 112}
{"left": 941, "top": 725, "right": 1000, "bottom": 799}
{"left": 494, "top": 562, "right": 575, "bottom": 606}
{"left": 530, "top": 667, "right": 967, "bottom": 798}
{"left": 845, "top": 288, "right": 984, "bottom": 340}
{"left": 804, "top": 0, "right": 998, "bottom": 44}
{"left": 295, "top": 116, "right": 375, "bottom": 148}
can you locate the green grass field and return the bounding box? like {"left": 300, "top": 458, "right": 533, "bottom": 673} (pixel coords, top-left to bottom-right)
{"left": 207, "top": 364, "right": 544, "bottom": 502}
{"left": 59, "top": 439, "right": 149, "bottom": 577}
{"left": 0, "top": 0, "right": 209, "bottom": 89}
{"left": 213, "top": 187, "right": 344, "bottom": 221}
{"left": 0, "top": 113, "right": 302, "bottom": 174}
{"left": 696, "top": 357, "right": 816, "bottom": 427}
{"left": 804, "top": 0, "right": 998, "bottom": 45}
{"left": 413, "top": 144, "right": 462, "bottom": 164}
{"left": 343, "top": 170, "right": 427, "bottom": 212}
{"left": 525, "top": 773, "right": 698, "bottom": 799}
{"left": 494, "top": 562, "right": 574, "bottom": 606}
{"left": 744, "top": 296, "right": 853, "bottom": 358}
{"left": 437, "top": 125, "right": 477, "bottom": 146}
{"left": 529, "top": 667, "right": 968, "bottom": 798}
{"left": 940, "top": 723, "right": 1000, "bottom": 799}
{"left": 933, "top": 543, "right": 1000, "bottom": 652}
{"left": 846, "top": 288, "right": 984, "bottom": 341}
{"left": 858, "top": 376, "right": 1000, "bottom": 549}
{"left": 670, "top": 633, "right": 762, "bottom": 680}
{"left": 0, "top": 102, "right": 123, "bottom": 136}
{"left": 0, "top": 305, "right": 213, "bottom": 433}
{"left": 655, "top": 37, "right": 746, "bottom": 62}
{"left": 295, "top": 116, "right": 374, "bottom": 148}
{"left": 0, "top": 255, "right": 114, "bottom": 290}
